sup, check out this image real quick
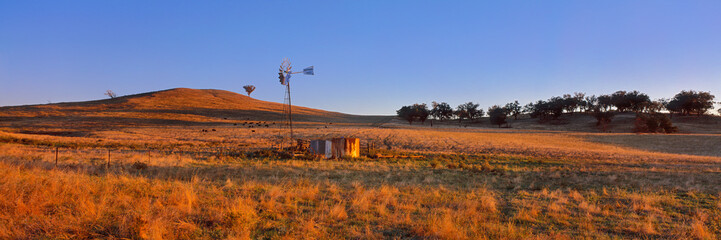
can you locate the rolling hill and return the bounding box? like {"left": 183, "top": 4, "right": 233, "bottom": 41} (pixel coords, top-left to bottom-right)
{"left": 0, "top": 88, "right": 388, "bottom": 132}
{"left": 2, "top": 88, "right": 718, "bottom": 135}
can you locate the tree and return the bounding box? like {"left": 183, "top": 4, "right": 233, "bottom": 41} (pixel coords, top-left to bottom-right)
{"left": 412, "top": 103, "right": 430, "bottom": 124}
{"left": 665, "top": 98, "right": 683, "bottom": 117}
{"left": 472, "top": 108, "right": 485, "bottom": 120}
{"left": 525, "top": 99, "right": 558, "bottom": 120}
{"left": 523, "top": 102, "right": 537, "bottom": 117}
{"left": 456, "top": 102, "right": 481, "bottom": 122}
{"left": 611, "top": 91, "right": 630, "bottom": 112}
{"left": 547, "top": 97, "right": 565, "bottom": 119}
{"left": 488, "top": 105, "right": 507, "bottom": 127}
{"left": 691, "top": 91, "right": 715, "bottom": 116}
{"left": 104, "top": 90, "right": 117, "bottom": 99}
{"left": 608, "top": 90, "right": 651, "bottom": 113}
{"left": 396, "top": 106, "right": 415, "bottom": 125}
{"left": 243, "top": 85, "right": 256, "bottom": 96}
{"left": 573, "top": 92, "right": 587, "bottom": 112}
{"left": 431, "top": 101, "right": 440, "bottom": 119}
{"left": 626, "top": 91, "right": 651, "bottom": 113}
{"left": 455, "top": 108, "right": 467, "bottom": 123}
{"left": 430, "top": 102, "right": 454, "bottom": 120}
{"left": 584, "top": 95, "right": 598, "bottom": 112}
{"left": 525, "top": 100, "right": 545, "bottom": 119}
{"left": 597, "top": 95, "right": 613, "bottom": 111}
{"left": 643, "top": 100, "right": 665, "bottom": 113}
{"left": 504, "top": 101, "right": 521, "bottom": 120}
{"left": 668, "top": 90, "right": 716, "bottom": 116}
{"left": 396, "top": 104, "right": 430, "bottom": 125}
{"left": 562, "top": 94, "right": 579, "bottom": 114}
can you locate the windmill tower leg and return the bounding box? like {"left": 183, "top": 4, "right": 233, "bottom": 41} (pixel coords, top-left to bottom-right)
{"left": 287, "top": 81, "right": 293, "bottom": 146}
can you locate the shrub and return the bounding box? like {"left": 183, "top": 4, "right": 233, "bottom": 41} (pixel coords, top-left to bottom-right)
{"left": 591, "top": 110, "right": 615, "bottom": 126}
{"left": 132, "top": 161, "right": 148, "bottom": 170}
{"left": 634, "top": 113, "right": 677, "bottom": 133}
{"left": 591, "top": 109, "right": 615, "bottom": 131}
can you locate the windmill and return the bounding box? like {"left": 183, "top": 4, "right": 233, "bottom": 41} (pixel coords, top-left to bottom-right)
{"left": 278, "top": 58, "right": 314, "bottom": 148}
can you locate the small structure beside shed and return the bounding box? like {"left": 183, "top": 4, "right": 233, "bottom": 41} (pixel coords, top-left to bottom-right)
{"left": 307, "top": 137, "right": 360, "bottom": 159}
{"left": 308, "top": 139, "right": 332, "bottom": 159}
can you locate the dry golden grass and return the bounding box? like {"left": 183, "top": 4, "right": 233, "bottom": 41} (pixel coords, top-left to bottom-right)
{"left": 2, "top": 130, "right": 720, "bottom": 239}
{"left": 1, "top": 88, "right": 721, "bottom": 239}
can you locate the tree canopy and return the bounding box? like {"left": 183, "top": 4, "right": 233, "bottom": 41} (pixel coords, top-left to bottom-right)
{"left": 430, "top": 102, "right": 454, "bottom": 120}
{"left": 667, "top": 90, "right": 715, "bottom": 116}
{"left": 488, "top": 105, "right": 508, "bottom": 127}
{"left": 396, "top": 104, "right": 430, "bottom": 125}
{"left": 243, "top": 85, "right": 256, "bottom": 96}
{"left": 504, "top": 101, "right": 521, "bottom": 120}
{"left": 456, "top": 102, "right": 483, "bottom": 122}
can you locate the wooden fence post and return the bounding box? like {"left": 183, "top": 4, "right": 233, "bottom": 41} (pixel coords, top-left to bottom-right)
{"left": 55, "top": 147, "right": 59, "bottom": 167}
{"left": 107, "top": 149, "right": 110, "bottom": 169}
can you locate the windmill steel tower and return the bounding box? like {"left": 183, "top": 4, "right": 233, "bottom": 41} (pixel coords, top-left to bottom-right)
{"left": 278, "top": 58, "right": 314, "bottom": 148}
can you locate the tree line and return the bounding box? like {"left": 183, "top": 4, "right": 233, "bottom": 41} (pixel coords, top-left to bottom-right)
{"left": 397, "top": 90, "right": 717, "bottom": 132}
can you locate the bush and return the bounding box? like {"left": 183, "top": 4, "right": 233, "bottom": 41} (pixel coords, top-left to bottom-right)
{"left": 245, "top": 149, "right": 293, "bottom": 159}
{"left": 591, "top": 109, "right": 615, "bottom": 131}
{"left": 634, "top": 113, "right": 677, "bottom": 133}
{"left": 131, "top": 161, "right": 148, "bottom": 170}
{"left": 591, "top": 110, "right": 615, "bottom": 126}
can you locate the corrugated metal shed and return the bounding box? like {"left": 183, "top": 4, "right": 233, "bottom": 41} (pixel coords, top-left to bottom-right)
{"left": 331, "top": 138, "right": 360, "bottom": 158}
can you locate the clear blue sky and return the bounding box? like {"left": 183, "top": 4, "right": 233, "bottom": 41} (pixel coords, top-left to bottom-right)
{"left": 1, "top": 1, "right": 720, "bottom": 115}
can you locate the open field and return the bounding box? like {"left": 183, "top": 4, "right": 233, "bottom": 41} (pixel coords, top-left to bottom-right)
{"left": 1, "top": 89, "right": 720, "bottom": 239}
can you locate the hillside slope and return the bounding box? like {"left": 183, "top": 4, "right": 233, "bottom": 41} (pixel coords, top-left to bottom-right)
{"left": 0, "top": 88, "right": 387, "bottom": 131}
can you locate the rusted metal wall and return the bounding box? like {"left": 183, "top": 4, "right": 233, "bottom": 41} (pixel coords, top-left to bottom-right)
{"left": 331, "top": 138, "right": 359, "bottom": 158}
